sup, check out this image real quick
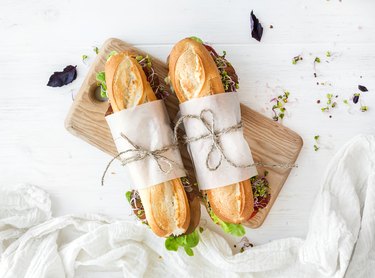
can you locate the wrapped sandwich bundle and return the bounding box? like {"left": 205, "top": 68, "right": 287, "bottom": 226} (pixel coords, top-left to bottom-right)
{"left": 168, "top": 38, "right": 259, "bottom": 235}
{"left": 102, "top": 51, "right": 200, "bottom": 245}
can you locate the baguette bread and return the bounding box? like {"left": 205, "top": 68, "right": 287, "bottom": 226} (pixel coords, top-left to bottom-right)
{"left": 105, "top": 52, "right": 191, "bottom": 237}
{"left": 168, "top": 38, "right": 254, "bottom": 224}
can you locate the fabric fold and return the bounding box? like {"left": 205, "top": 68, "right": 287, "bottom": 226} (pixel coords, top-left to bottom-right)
{"left": 0, "top": 135, "right": 374, "bottom": 278}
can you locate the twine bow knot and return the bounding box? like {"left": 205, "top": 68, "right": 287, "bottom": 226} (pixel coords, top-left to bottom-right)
{"left": 174, "top": 109, "right": 298, "bottom": 171}
{"left": 174, "top": 109, "right": 249, "bottom": 171}
{"left": 101, "top": 133, "right": 182, "bottom": 186}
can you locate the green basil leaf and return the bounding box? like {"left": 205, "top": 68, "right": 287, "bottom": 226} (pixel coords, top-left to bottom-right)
{"left": 184, "top": 247, "right": 194, "bottom": 256}
{"left": 165, "top": 237, "right": 178, "bottom": 251}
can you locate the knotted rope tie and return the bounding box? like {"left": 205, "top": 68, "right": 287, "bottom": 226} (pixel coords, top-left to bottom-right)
{"left": 174, "top": 109, "right": 298, "bottom": 171}
{"left": 101, "top": 133, "right": 183, "bottom": 186}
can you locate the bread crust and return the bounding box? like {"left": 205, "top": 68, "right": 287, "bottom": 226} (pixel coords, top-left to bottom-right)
{"left": 169, "top": 38, "right": 254, "bottom": 224}
{"left": 105, "top": 52, "right": 190, "bottom": 237}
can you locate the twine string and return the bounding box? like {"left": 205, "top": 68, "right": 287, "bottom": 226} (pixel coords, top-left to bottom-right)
{"left": 174, "top": 109, "right": 298, "bottom": 171}
{"left": 101, "top": 133, "right": 183, "bottom": 186}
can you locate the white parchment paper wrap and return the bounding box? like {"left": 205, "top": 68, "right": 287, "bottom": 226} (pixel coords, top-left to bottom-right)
{"left": 105, "top": 100, "right": 185, "bottom": 189}
{"left": 179, "top": 92, "right": 257, "bottom": 190}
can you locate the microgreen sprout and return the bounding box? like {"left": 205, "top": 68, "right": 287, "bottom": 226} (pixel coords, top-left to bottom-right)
{"left": 237, "top": 237, "right": 254, "bottom": 253}
{"left": 360, "top": 105, "right": 368, "bottom": 112}
{"left": 320, "top": 93, "right": 337, "bottom": 114}
{"left": 292, "top": 55, "right": 303, "bottom": 64}
{"left": 326, "top": 51, "right": 331, "bottom": 57}
{"left": 93, "top": 46, "right": 99, "bottom": 54}
{"left": 214, "top": 51, "right": 239, "bottom": 92}
{"left": 135, "top": 55, "right": 168, "bottom": 99}
{"left": 271, "top": 91, "right": 290, "bottom": 121}
{"left": 250, "top": 171, "right": 271, "bottom": 213}
{"left": 314, "top": 135, "right": 320, "bottom": 151}
{"left": 82, "top": 55, "right": 88, "bottom": 62}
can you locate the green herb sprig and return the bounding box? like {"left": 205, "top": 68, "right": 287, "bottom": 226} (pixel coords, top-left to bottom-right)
{"left": 165, "top": 230, "right": 200, "bottom": 256}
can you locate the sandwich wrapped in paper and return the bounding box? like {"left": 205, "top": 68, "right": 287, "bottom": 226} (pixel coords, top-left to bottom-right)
{"left": 101, "top": 51, "right": 201, "bottom": 252}
{"left": 168, "top": 37, "right": 268, "bottom": 236}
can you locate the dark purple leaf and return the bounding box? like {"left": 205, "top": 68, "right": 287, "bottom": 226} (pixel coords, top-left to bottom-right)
{"left": 250, "top": 10, "right": 263, "bottom": 42}
{"left": 353, "top": 94, "right": 360, "bottom": 104}
{"left": 358, "top": 85, "right": 368, "bottom": 92}
{"left": 47, "top": 65, "right": 77, "bottom": 87}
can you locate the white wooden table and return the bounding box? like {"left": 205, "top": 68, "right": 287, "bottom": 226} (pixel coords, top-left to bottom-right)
{"left": 1, "top": 0, "right": 374, "bottom": 249}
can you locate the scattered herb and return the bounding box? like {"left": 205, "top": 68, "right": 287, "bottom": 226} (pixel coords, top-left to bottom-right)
{"left": 238, "top": 237, "right": 254, "bottom": 253}
{"left": 165, "top": 230, "right": 200, "bottom": 256}
{"left": 250, "top": 10, "right": 263, "bottom": 42}
{"left": 314, "top": 57, "right": 321, "bottom": 63}
{"left": 199, "top": 227, "right": 204, "bottom": 233}
{"left": 320, "top": 93, "right": 337, "bottom": 113}
{"left": 271, "top": 91, "right": 290, "bottom": 121}
{"left": 360, "top": 105, "right": 368, "bottom": 112}
{"left": 93, "top": 46, "right": 99, "bottom": 54}
{"left": 314, "top": 135, "right": 320, "bottom": 151}
{"left": 292, "top": 55, "right": 303, "bottom": 64}
{"left": 343, "top": 99, "right": 349, "bottom": 105}
{"left": 96, "top": 71, "right": 107, "bottom": 98}
{"left": 326, "top": 51, "right": 331, "bottom": 57}
{"left": 82, "top": 55, "right": 88, "bottom": 62}
{"left": 353, "top": 93, "right": 360, "bottom": 104}
{"left": 358, "top": 85, "right": 368, "bottom": 92}
{"left": 47, "top": 65, "right": 77, "bottom": 87}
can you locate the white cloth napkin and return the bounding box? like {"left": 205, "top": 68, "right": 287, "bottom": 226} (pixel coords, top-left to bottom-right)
{"left": 0, "top": 134, "right": 374, "bottom": 278}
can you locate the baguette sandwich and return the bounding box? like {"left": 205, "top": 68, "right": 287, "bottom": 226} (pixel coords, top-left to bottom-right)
{"left": 100, "top": 51, "right": 200, "bottom": 245}
{"left": 168, "top": 38, "right": 258, "bottom": 234}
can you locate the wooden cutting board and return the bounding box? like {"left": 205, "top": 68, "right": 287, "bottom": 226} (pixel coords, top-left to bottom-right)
{"left": 65, "top": 38, "right": 303, "bottom": 228}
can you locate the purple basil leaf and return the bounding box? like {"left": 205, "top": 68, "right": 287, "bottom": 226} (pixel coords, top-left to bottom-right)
{"left": 47, "top": 65, "right": 77, "bottom": 87}
{"left": 250, "top": 10, "right": 263, "bottom": 42}
{"left": 358, "top": 85, "right": 368, "bottom": 92}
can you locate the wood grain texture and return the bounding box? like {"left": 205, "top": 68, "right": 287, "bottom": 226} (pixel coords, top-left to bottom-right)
{"left": 65, "top": 38, "right": 303, "bottom": 228}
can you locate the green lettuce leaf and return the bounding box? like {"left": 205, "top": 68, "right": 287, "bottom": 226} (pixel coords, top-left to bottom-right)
{"left": 209, "top": 210, "right": 245, "bottom": 237}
